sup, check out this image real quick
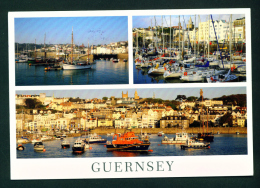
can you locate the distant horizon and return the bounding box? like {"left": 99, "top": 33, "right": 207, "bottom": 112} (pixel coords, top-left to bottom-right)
{"left": 16, "top": 87, "right": 246, "bottom": 101}
{"left": 15, "top": 17, "right": 128, "bottom": 45}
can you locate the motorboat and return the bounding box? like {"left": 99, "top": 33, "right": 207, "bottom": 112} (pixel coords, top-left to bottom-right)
{"left": 106, "top": 132, "right": 150, "bottom": 151}
{"left": 83, "top": 133, "right": 107, "bottom": 144}
{"left": 161, "top": 132, "right": 189, "bottom": 144}
{"left": 181, "top": 139, "right": 210, "bottom": 149}
{"left": 41, "top": 135, "right": 53, "bottom": 141}
{"left": 34, "top": 141, "right": 45, "bottom": 151}
{"left": 72, "top": 139, "right": 86, "bottom": 154}
{"left": 61, "top": 140, "right": 70, "bottom": 149}
{"left": 157, "top": 131, "right": 164, "bottom": 136}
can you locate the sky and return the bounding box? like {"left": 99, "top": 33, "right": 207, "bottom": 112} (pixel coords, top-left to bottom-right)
{"left": 15, "top": 17, "right": 128, "bottom": 45}
{"left": 16, "top": 87, "right": 246, "bottom": 100}
{"left": 133, "top": 14, "right": 245, "bottom": 29}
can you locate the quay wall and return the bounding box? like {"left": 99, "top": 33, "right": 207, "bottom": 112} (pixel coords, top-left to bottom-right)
{"left": 89, "top": 127, "right": 247, "bottom": 135}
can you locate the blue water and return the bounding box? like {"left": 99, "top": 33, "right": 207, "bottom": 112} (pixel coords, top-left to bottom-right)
{"left": 17, "top": 134, "right": 247, "bottom": 158}
{"left": 133, "top": 62, "right": 246, "bottom": 84}
{"left": 15, "top": 60, "right": 129, "bottom": 85}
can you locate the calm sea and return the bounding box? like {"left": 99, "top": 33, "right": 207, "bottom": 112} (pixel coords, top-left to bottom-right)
{"left": 17, "top": 134, "right": 247, "bottom": 158}
{"left": 15, "top": 60, "right": 129, "bottom": 85}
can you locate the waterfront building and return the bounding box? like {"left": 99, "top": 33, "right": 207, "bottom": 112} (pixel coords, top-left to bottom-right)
{"left": 97, "top": 118, "right": 113, "bottom": 128}
{"left": 160, "top": 115, "right": 189, "bottom": 129}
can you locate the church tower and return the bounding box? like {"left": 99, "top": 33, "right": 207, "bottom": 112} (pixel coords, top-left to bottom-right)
{"left": 134, "top": 90, "right": 139, "bottom": 100}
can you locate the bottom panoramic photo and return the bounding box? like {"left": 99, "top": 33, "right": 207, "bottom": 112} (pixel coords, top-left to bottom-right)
{"left": 15, "top": 87, "right": 248, "bottom": 158}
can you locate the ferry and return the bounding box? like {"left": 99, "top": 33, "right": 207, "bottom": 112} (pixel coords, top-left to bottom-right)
{"left": 106, "top": 132, "right": 150, "bottom": 151}
{"left": 161, "top": 132, "right": 189, "bottom": 144}
{"left": 83, "top": 133, "right": 107, "bottom": 144}
{"left": 181, "top": 139, "right": 210, "bottom": 150}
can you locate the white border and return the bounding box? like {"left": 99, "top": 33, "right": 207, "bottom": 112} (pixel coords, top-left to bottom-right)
{"left": 9, "top": 8, "right": 253, "bottom": 180}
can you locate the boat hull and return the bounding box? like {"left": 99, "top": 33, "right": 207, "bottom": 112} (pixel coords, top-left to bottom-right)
{"left": 106, "top": 143, "right": 150, "bottom": 151}
{"left": 83, "top": 139, "right": 107, "bottom": 144}
{"left": 61, "top": 144, "right": 70, "bottom": 149}
{"left": 197, "top": 133, "right": 214, "bottom": 142}
{"left": 63, "top": 64, "right": 91, "bottom": 70}
{"left": 181, "top": 143, "right": 210, "bottom": 149}
{"left": 161, "top": 140, "right": 186, "bottom": 144}
{"left": 72, "top": 146, "right": 85, "bottom": 153}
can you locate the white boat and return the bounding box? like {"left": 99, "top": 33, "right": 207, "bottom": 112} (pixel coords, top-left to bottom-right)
{"left": 148, "top": 64, "right": 167, "bottom": 75}
{"left": 161, "top": 132, "right": 189, "bottom": 144}
{"left": 34, "top": 141, "right": 45, "bottom": 151}
{"left": 157, "top": 131, "right": 164, "bottom": 136}
{"left": 41, "top": 135, "right": 53, "bottom": 141}
{"left": 206, "top": 69, "right": 238, "bottom": 83}
{"left": 17, "top": 138, "right": 30, "bottom": 144}
{"left": 61, "top": 139, "right": 70, "bottom": 149}
{"left": 180, "top": 71, "right": 203, "bottom": 82}
{"left": 181, "top": 139, "right": 210, "bottom": 149}
{"left": 63, "top": 61, "right": 92, "bottom": 70}
{"left": 83, "top": 133, "right": 107, "bottom": 144}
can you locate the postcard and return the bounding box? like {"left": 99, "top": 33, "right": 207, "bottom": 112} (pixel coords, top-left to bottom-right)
{"left": 9, "top": 8, "right": 253, "bottom": 180}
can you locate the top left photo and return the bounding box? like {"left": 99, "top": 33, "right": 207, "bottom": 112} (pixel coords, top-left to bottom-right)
{"left": 13, "top": 16, "right": 129, "bottom": 86}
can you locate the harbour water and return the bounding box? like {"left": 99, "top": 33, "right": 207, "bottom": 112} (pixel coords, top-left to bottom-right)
{"left": 15, "top": 60, "right": 129, "bottom": 85}
{"left": 134, "top": 62, "right": 246, "bottom": 84}
{"left": 17, "top": 134, "right": 247, "bottom": 158}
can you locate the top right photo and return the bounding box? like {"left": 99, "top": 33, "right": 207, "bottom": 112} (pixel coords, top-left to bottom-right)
{"left": 133, "top": 14, "right": 246, "bottom": 84}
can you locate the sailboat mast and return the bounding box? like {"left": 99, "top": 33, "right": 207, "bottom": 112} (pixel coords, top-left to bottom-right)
{"left": 182, "top": 17, "right": 184, "bottom": 60}
{"left": 194, "top": 15, "right": 196, "bottom": 58}
{"left": 88, "top": 41, "right": 89, "bottom": 63}
{"left": 71, "top": 26, "right": 73, "bottom": 64}
{"left": 44, "top": 33, "right": 46, "bottom": 60}
{"left": 170, "top": 15, "right": 171, "bottom": 53}
{"left": 35, "top": 39, "right": 36, "bottom": 59}
{"left": 162, "top": 15, "right": 164, "bottom": 54}
{"left": 229, "top": 14, "right": 232, "bottom": 62}
{"left": 179, "top": 15, "right": 180, "bottom": 52}
{"left": 207, "top": 108, "right": 209, "bottom": 134}
{"left": 208, "top": 15, "right": 210, "bottom": 59}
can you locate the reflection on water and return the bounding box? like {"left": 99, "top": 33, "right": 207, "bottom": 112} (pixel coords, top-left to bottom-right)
{"left": 15, "top": 60, "right": 129, "bottom": 85}
{"left": 17, "top": 134, "right": 247, "bottom": 158}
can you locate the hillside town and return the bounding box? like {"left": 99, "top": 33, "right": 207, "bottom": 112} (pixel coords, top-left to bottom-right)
{"left": 16, "top": 40, "right": 128, "bottom": 56}
{"left": 133, "top": 16, "right": 245, "bottom": 48}
{"left": 15, "top": 90, "right": 247, "bottom": 133}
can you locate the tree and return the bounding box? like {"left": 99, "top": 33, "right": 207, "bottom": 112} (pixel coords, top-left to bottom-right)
{"left": 187, "top": 96, "right": 198, "bottom": 102}
{"left": 219, "top": 113, "right": 233, "bottom": 127}
{"left": 102, "top": 97, "right": 108, "bottom": 101}
{"left": 25, "top": 99, "right": 42, "bottom": 109}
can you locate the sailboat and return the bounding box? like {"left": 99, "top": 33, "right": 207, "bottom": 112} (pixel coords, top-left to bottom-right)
{"left": 63, "top": 27, "right": 92, "bottom": 70}
{"left": 197, "top": 92, "right": 214, "bottom": 142}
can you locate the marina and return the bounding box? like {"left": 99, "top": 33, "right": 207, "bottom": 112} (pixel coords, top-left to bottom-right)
{"left": 15, "top": 60, "right": 128, "bottom": 85}
{"left": 133, "top": 14, "right": 246, "bottom": 84}
{"left": 17, "top": 133, "right": 247, "bottom": 158}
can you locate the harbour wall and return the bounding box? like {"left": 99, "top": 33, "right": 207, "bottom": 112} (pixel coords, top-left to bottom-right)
{"left": 89, "top": 127, "right": 247, "bottom": 135}
{"left": 17, "top": 52, "right": 128, "bottom": 61}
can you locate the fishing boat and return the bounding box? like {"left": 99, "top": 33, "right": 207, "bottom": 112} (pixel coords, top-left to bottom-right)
{"left": 34, "top": 141, "right": 45, "bottom": 151}
{"left": 106, "top": 132, "right": 150, "bottom": 151}
{"left": 61, "top": 140, "right": 70, "bottom": 149}
{"left": 83, "top": 133, "right": 107, "bottom": 144}
{"left": 181, "top": 139, "right": 210, "bottom": 149}
{"left": 161, "top": 132, "right": 189, "bottom": 144}
{"left": 72, "top": 139, "right": 86, "bottom": 154}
